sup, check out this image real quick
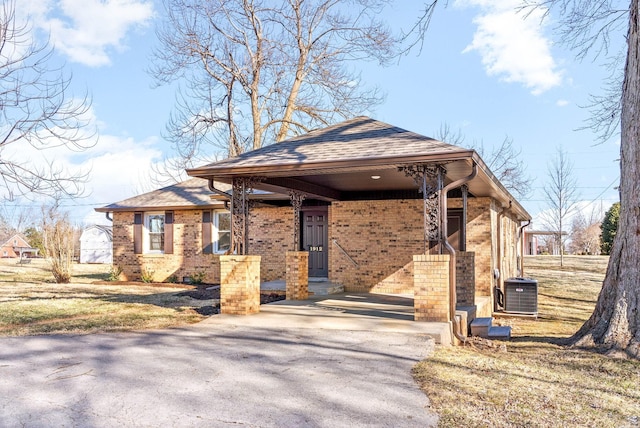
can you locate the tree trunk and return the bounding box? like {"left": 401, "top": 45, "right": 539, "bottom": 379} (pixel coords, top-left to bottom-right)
{"left": 570, "top": 1, "right": 640, "bottom": 358}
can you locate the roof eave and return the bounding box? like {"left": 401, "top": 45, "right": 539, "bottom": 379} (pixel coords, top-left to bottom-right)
{"left": 95, "top": 202, "right": 226, "bottom": 213}
{"left": 186, "top": 150, "right": 476, "bottom": 178}
{"left": 471, "top": 152, "right": 531, "bottom": 221}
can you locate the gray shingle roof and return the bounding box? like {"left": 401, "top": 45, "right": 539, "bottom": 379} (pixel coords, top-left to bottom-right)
{"left": 96, "top": 178, "right": 226, "bottom": 212}
{"left": 188, "top": 116, "right": 466, "bottom": 174}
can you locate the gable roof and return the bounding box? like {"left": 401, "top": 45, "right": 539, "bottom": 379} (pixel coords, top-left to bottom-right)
{"left": 81, "top": 225, "right": 113, "bottom": 241}
{"left": 187, "top": 116, "right": 531, "bottom": 221}
{"left": 0, "top": 233, "right": 31, "bottom": 248}
{"left": 95, "top": 178, "right": 226, "bottom": 213}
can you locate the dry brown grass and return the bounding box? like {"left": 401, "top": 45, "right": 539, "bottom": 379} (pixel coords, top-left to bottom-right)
{"left": 414, "top": 255, "right": 640, "bottom": 428}
{"left": 0, "top": 258, "right": 210, "bottom": 336}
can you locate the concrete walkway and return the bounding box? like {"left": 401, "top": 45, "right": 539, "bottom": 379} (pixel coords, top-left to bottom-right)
{"left": 0, "top": 294, "right": 440, "bottom": 427}
{"left": 209, "top": 293, "right": 451, "bottom": 343}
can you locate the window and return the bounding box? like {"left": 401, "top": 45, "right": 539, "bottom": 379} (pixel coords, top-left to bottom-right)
{"left": 145, "top": 212, "right": 165, "bottom": 253}
{"left": 214, "top": 211, "right": 231, "bottom": 253}
{"left": 202, "top": 210, "right": 231, "bottom": 254}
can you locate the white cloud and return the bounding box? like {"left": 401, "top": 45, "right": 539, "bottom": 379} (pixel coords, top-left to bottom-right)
{"left": 23, "top": 0, "right": 154, "bottom": 67}
{"left": 458, "top": 0, "right": 563, "bottom": 95}
{"left": 556, "top": 99, "right": 569, "bottom": 107}
{"left": 2, "top": 121, "right": 164, "bottom": 221}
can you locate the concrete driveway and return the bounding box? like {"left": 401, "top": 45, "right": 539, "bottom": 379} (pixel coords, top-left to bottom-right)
{"left": 0, "top": 295, "right": 439, "bottom": 427}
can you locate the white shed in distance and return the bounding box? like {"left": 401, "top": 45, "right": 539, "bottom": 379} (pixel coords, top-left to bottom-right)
{"left": 80, "top": 225, "right": 113, "bottom": 264}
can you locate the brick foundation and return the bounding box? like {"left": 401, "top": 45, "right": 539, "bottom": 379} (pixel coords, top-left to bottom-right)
{"left": 414, "top": 254, "right": 450, "bottom": 322}
{"left": 220, "top": 255, "right": 261, "bottom": 315}
{"left": 286, "top": 251, "right": 309, "bottom": 300}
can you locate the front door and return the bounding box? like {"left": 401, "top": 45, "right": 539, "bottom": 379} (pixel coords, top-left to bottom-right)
{"left": 302, "top": 210, "right": 328, "bottom": 278}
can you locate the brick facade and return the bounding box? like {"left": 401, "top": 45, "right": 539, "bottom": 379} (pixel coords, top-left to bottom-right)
{"left": 248, "top": 206, "right": 294, "bottom": 282}
{"left": 414, "top": 254, "right": 450, "bottom": 322}
{"left": 111, "top": 195, "right": 521, "bottom": 317}
{"left": 329, "top": 200, "right": 423, "bottom": 293}
{"left": 455, "top": 251, "right": 475, "bottom": 306}
{"left": 112, "top": 210, "right": 221, "bottom": 283}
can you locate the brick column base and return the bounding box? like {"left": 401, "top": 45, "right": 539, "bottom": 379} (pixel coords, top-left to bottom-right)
{"left": 220, "top": 255, "right": 261, "bottom": 315}
{"left": 414, "top": 254, "right": 450, "bottom": 322}
{"left": 286, "top": 251, "right": 309, "bottom": 300}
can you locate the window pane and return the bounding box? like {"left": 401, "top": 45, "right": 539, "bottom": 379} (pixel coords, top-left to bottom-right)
{"left": 218, "top": 212, "right": 231, "bottom": 231}
{"left": 149, "top": 233, "right": 164, "bottom": 251}
{"left": 218, "top": 231, "right": 230, "bottom": 252}
{"left": 148, "top": 215, "right": 164, "bottom": 233}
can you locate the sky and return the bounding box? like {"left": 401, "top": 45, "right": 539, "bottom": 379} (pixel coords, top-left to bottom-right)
{"left": 4, "top": 0, "right": 623, "bottom": 229}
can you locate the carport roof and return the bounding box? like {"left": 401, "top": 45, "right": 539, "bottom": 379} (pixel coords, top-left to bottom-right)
{"left": 187, "top": 116, "right": 469, "bottom": 175}
{"left": 185, "top": 116, "right": 530, "bottom": 221}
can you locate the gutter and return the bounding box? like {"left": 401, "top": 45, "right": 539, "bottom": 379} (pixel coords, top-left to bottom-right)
{"left": 188, "top": 150, "right": 476, "bottom": 177}
{"left": 439, "top": 161, "right": 477, "bottom": 345}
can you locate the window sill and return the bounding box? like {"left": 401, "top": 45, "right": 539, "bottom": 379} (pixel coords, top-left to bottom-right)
{"left": 140, "top": 253, "right": 165, "bottom": 258}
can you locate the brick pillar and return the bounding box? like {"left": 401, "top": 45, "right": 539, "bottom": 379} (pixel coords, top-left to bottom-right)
{"left": 413, "top": 254, "right": 450, "bottom": 322}
{"left": 220, "top": 255, "right": 261, "bottom": 315}
{"left": 456, "top": 251, "right": 476, "bottom": 306}
{"left": 286, "top": 251, "right": 309, "bottom": 300}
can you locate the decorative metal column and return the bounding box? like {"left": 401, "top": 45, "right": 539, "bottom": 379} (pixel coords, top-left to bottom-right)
{"left": 400, "top": 164, "right": 445, "bottom": 254}
{"left": 230, "top": 177, "right": 263, "bottom": 255}
{"left": 289, "top": 190, "right": 306, "bottom": 251}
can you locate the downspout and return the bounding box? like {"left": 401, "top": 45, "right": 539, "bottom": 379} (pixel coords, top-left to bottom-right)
{"left": 105, "top": 212, "right": 113, "bottom": 222}
{"left": 208, "top": 178, "right": 231, "bottom": 208}
{"left": 208, "top": 179, "right": 232, "bottom": 199}
{"left": 517, "top": 220, "right": 531, "bottom": 276}
{"left": 439, "top": 161, "right": 477, "bottom": 344}
{"left": 494, "top": 202, "right": 511, "bottom": 312}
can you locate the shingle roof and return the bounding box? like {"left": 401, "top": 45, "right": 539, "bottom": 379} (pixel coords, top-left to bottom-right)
{"left": 95, "top": 178, "right": 226, "bottom": 212}
{"left": 188, "top": 116, "right": 467, "bottom": 174}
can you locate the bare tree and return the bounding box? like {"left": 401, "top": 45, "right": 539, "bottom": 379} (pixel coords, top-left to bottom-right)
{"left": 0, "top": 1, "right": 95, "bottom": 200}
{"left": 522, "top": 0, "right": 640, "bottom": 357}
{"left": 569, "top": 207, "right": 602, "bottom": 255}
{"left": 540, "top": 148, "right": 580, "bottom": 266}
{"left": 149, "top": 0, "right": 402, "bottom": 176}
{"left": 436, "top": 123, "right": 533, "bottom": 199}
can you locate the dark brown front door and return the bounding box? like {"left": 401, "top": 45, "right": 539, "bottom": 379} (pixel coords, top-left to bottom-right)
{"left": 303, "top": 211, "right": 328, "bottom": 278}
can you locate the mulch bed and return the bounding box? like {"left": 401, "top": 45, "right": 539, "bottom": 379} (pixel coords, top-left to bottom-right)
{"left": 176, "top": 286, "right": 286, "bottom": 316}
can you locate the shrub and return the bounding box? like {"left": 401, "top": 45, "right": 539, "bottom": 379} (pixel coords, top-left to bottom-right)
{"left": 190, "top": 271, "right": 206, "bottom": 285}
{"left": 42, "top": 205, "right": 75, "bottom": 284}
{"left": 140, "top": 268, "right": 155, "bottom": 283}
{"left": 107, "top": 265, "right": 123, "bottom": 281}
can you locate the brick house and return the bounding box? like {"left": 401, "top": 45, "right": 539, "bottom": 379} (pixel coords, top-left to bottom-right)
{"left": 0, "top": 233, "right": 38, "bottom": 259}
{"left": 97, "top": 117, "right": 530, "bottom": 333}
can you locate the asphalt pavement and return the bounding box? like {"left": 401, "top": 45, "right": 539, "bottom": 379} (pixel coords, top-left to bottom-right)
{"left": 0, "top": 300, "right": 438, "bottom": 427}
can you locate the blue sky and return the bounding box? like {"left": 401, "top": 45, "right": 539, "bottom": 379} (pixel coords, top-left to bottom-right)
{"left": 9, "top": 0, "right": 622, "bottom": 227}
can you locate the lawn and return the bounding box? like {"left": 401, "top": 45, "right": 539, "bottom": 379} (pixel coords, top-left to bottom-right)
{"left": 0, "top": 258, "right": 211, "bottom": 336}
{"left": 414, "top": 255, "right": 640, "bottom": 428}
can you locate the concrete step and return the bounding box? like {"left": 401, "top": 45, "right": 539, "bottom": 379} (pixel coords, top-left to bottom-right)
{"left": 470, "top": 317, "right": 493, "bottom": 337}
{"left": 487, "top": 326, "right": 512, "bottom": 340}
{"left": 309, "top": 283, "right": 344, "bottom": 295}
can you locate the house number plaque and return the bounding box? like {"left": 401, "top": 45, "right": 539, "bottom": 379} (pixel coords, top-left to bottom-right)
{"left": 309, "top": 246, "right": 323, "bottom": 252}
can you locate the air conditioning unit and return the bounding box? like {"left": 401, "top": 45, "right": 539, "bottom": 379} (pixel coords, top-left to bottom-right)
{"left": 504, "top": 277, "right": 538, "bottom": 315}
